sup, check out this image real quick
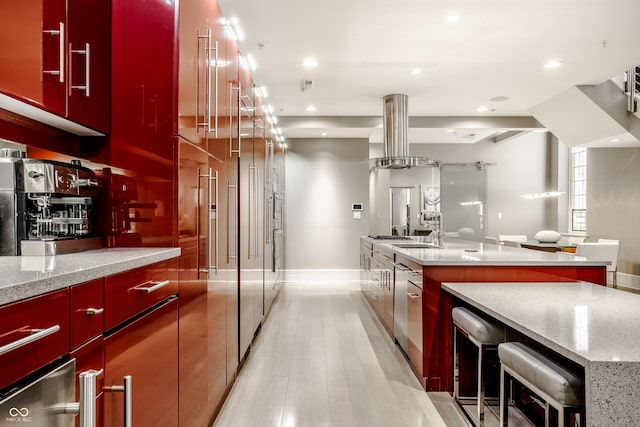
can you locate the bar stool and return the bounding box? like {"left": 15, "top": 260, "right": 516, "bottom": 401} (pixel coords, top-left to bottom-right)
{"left": 498, "top": 342, "right": 585, "bottom": 427}
{"left": 453, "top": 307, "right": 505, "bottom": 426}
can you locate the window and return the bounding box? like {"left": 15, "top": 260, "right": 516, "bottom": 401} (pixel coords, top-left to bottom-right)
{"left": 570, "top": 147, "right": 587, "bottom": 231}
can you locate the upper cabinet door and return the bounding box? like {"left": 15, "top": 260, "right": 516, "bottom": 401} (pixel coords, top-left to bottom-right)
{"left": 66, "top": 0, "right": 110, "bottom": 133}
{"left": 0, "top": 0, "right": 110, "bottom": 134}
{"left": 177, "top": 0, "right": 225, "bottom": 150}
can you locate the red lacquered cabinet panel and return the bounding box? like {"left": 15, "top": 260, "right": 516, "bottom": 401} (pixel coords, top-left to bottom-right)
{"left": 66, "top": 0, "right": 110, "bottom": 133}
{"left": 104, "top": 259, "right": 178, "bottom": 330}
{"left": 110, "top": 0, "right": 175, "bottom": 175}
{"left": 0, "top": 289, "right": 69, "bottom": 392}
{"left": 104, "top": 298, "right": 178, "bottom": 427}
{"left": 70, "top": 278, "right": 105, "bottom": 349}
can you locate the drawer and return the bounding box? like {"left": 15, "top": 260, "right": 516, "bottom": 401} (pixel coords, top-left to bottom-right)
{"left": 70, "top": 278, "right": 105, "bottom": 349}
{"left": 0, "top": 289, "right": 70, "bottom": 392}
{"left": 104, "top": 259, "right": 178, "bottom": 330}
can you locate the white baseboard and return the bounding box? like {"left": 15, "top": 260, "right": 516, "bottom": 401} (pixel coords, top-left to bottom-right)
{"left": 616, "top": 272, "right": 640, "bottom": 292}
{"left": 283, "top": 269, "right": 360, "bottom": 284}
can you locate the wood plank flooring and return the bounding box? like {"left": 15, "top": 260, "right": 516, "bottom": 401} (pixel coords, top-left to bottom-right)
{"left": 214, "top": 281, "right": 471, "bottom": 427}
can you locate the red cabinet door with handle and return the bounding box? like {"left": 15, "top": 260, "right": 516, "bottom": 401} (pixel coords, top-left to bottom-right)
{"left": 0, "top": 289, "right": 70, "bottom": 392}
{"left": 103, "top": 297, "right": 178, "bottom": 427}
{"left": 70, "top": 278, "right": 105, "bottom": 349}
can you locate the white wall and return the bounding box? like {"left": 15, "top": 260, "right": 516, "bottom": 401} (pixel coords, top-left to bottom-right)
{"left": 286, "top": 132, "right": 569, "bottom": 269}
{"left": 284, "top": 138, "right": 369, "bottom": 269}
{"left": 587, "top": 147, "right": 640, "bottom": 287}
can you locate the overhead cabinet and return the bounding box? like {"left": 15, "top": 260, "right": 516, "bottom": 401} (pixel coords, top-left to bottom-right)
{"left": 0, "top": 0, "right": 110, "bottom": 134}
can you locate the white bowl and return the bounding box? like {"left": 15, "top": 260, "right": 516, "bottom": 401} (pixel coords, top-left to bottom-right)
{"left": 534, "top": 230, "right": 561, "bottom": 243}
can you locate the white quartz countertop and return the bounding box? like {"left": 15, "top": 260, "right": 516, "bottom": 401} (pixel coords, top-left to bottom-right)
{"left": 362, "top": 237, "right": 608, "bottom": 267}
{"left": 442, "top": 281, "right": 640, "bottom": 365}
{"left": 0, "top": 247, "right": 181, "bottom": 306}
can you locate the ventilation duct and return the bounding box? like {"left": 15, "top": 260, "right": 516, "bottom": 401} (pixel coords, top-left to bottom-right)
{"left": 373, "top": 94, "right": 435, "bottom": 168}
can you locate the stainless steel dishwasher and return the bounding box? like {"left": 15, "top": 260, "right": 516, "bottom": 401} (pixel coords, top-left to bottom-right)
{"left": 393, "top": 255, "right": 422, "bottom": 357}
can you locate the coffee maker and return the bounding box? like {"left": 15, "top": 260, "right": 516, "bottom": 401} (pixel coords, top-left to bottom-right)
{"left": 0, "top": 149, "right": 102, "bottom": 255}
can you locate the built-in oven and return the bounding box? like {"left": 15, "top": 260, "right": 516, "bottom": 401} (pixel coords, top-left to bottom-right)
{"left": 0, "top": 359, "right": 101, "bottom": 426}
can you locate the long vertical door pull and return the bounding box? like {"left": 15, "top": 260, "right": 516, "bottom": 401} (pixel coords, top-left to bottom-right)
{"left": 210, "top": 169, "right": 219, "bottom": 273}
{"left": 104, "top": 376, "right": 132, "bottom": 427}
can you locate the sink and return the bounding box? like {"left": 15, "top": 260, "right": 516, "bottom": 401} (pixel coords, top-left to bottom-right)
{"left": 392, "top": 243, "right": 439, "bottom": 249}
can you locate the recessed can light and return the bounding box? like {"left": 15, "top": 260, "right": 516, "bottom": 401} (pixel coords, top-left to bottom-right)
{"left": 411, "top": 68, "right": 421, "bottom": 75}
{"left": 321, "top": 132, "right": 327, "bottom": 136}
{"left": 305, "top": 105, "right": 317, "bottom": 112}
{"left": 302, "top": 58, "right": 318, "bottom": 68}
{"left": 611, "top": 138, "right": 620, "bottom": 143}
{"left": 446, "top": 15, "right": 460, "bottom": 23}
{"left": 544, "top": 60, "right": 563, "bottom": 69}
{"left": 476, "top": 106, "right": 489, "bottom": 112}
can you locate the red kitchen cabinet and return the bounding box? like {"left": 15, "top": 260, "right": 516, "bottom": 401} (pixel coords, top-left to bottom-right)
{"left": 109, "top": 0, "right": 175, "bottom": 177}
{"left": 0, "top": 0, "right": 110, "bottom": 134}
{"left": 104, "top": 297, "right": 178, "bottom": 427}
{"left": 70, "top": 278, "right": 105, "bottom": 349}
{"left": 0, "top": 289, "right": 70, "bottom": 392}
{"left": 71, "top": 335, "right": 105, "bottom": 427}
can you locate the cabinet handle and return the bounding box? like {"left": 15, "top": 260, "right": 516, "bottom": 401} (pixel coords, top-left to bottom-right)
{"left": 0, "top": 325, "right": 60, "bottom": 356}
{"left": 227, "top": 181, "right": 237, "bottom": 262}
{"left": 54, "top": 368, "right": 103, "bottom": 427}
{"left": 69, "top": 43, "right": 90, "bottom": 97}
{"left": 42, "top": 22, "right": 64, "bottom": 83}
{"left": 131, "top": 280, "right": 171, "bottom": 293}
{"left": 230, "top": 83, "right": 241, "bottom": 156}
{"left": 196, "top": 167, "right": 204, "bottom": 277}
{"left": 254, "top": 166, "right": 259, "bottom": 258}
{"left": 392, "top": 262, "right": 411, "bottom": 271}
{"left": 78, "top": 368, "right": 102, "bottom": 427}
{"left": 104, "top": 375, "right": 132, "bottom": 427}
{"left": 85, "top": 307, "right": 104, "bottom": 315}
{"left": 210, "top": 169, "right": 219, "bottom": 273}
{"left": 407, "top": 292, "right": 420, "bottom": 299}
{"left": 196, "top": 29, "right": 208, "bottom": 132}
{"left": 209, "top": 40, "right": 219, "bottom": 134}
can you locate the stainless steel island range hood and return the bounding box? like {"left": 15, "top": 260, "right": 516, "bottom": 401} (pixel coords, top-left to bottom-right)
{"left": 373, "top": 94, "right": 436, "bottom": 169}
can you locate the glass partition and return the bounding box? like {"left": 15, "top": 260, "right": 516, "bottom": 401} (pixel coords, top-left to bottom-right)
{"left": 441, "top": 164, "right": 487, "bottom": 242}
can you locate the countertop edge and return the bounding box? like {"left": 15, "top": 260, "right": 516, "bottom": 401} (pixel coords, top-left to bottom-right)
{"left": 0, "top": 247, "right": 181, "bottom": 306}
{"left": 442, "top": 282, "right": 590, "bottom": 366}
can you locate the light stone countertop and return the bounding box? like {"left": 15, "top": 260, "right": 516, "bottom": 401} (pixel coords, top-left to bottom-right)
{"left": 442, "top": 281, "right": 640, "bottom": 425}
{"left": 0, "top": 247, "right": 180, "bottom": 306}
{"left": 362, "top": 236, "right": 608, "bottom": 267}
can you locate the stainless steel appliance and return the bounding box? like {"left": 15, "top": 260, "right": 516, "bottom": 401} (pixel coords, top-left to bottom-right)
{"left": 0, "top": 149, "right": 101, "bottom": 256}
{"left": 394, "top": 255, "right": 422, "bottom": 357}
{"left": 0, "top": 359, "right": 101, "bottom": 427}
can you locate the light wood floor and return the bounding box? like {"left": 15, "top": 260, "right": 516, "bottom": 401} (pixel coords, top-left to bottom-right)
{"left": 214, "top": 281, "right": 472, "bottom": 427}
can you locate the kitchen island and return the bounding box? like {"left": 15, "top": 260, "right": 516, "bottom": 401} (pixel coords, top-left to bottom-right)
{"left": 361, "top": 237, "right": 608, "bottom": 392}
{"left": 443, "top": 281, "right": 640, "bottom": 426}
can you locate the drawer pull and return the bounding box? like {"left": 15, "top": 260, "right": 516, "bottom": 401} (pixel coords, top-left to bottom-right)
{"left": 0, "top": 325, "right": 60, "bottom": 356}
{"left": 407, "top": 292, "right": 421, "bottom": 299}
{"left": 131, "top": 280, "right": 171, "bottom": 293}
{"left": 85, "top": 307, "right": 104, "bottom": 315}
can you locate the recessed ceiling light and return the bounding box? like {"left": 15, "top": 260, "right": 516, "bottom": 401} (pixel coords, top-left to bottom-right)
{"left": 446, "top": 129, "right": 456, "bottom": 133}
{"left": 476, "top": 106, "right": 489, "bottom": 112}
{"left": 305, "top": 105, "right": 317, "bottom": 112}
{"left": 611, "top": 138, "right": 620, "bottom": 143}
{"left": 446, "top": 15, "right": 460, "bottom": 23}
{"left": 544, "top": 60, "right": 563, "bottom": 69}
{"left": 490, "top": 96, "right": 509, "bottom": 102}
{"left": 411, "top": 68, "right": 421, "bottom": 75}
{"left": 321, "top": 132, "right": 327, "bottom": 136}
{"left": 302, "top": 58, "right": 318, "bottom": 68}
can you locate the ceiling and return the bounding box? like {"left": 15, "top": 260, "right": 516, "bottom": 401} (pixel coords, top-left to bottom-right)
{"left": 217, "top": 0, "right": 640, "bottom": 144}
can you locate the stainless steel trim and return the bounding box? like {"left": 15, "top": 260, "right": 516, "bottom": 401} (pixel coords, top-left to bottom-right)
{"left": 85, "top": 307, "right": 104, "bottom": 315}
{"left": 131, "top": 280, "right": 171, "bottom": 293}
{"left": 227, "top": 182, "right": 237, "bottom": 262}
{"left": 254, "top": 166, "right": 259, "bottom": 258}
{"left": 196, "top": 167, "right": 202, "bottom": 277}
{"left": 208, "top": 39, "right": 219, "bottom": 134}
{"left": 205, "top": 29, "right": 212, "bottom": 131}
{"left": 42, "top": 22, "right": 64, "bottom": 82}
{"left": 211, "top": 169, "right": 219, "bottom": 273}
{"left": 196, "top": 29, "right": 209, "bottom": 130}
{"left": 104, "top": 375, "right": 132, "bottom": 427}
{"left": 78, "top": 369, "right": 102, "bottom": 427}
{"left": 206, "top": 167, "right": 212, "bottom": 276}
{"left": 0, "top": 325, "right": 60, "bottom": 355}
{"left": 248, "top": 164, "right": 256, "bottom": 259}
{"left": 70, "top": 43, "right": 90, "bottom": 96}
